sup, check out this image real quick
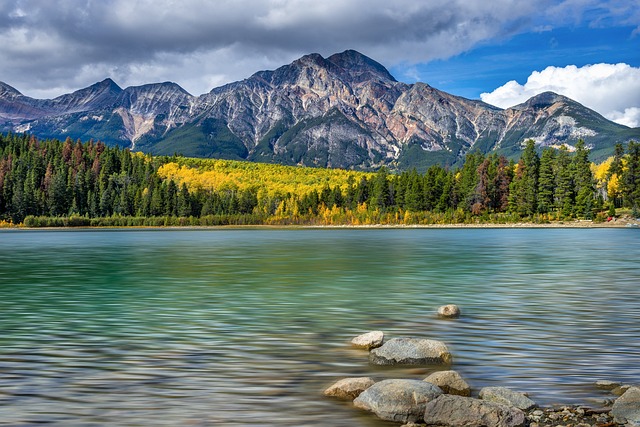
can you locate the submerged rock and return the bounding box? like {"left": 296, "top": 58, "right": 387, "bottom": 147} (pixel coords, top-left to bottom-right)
{"left": 596, "top": 380, "right": 621, "bottom": 391}
{"left": 353, "top": 379, "right": 442, "bottom": 423}
{"left": 613, "top": 384, "right": 634, "bottom": 396}
{"left": 612, "top": 386, "right": 640, "bottom": 425}
{"left": 424, "top": 370, "right": 471, "bottom": 396}
{"left": 351, "top": 331, "right": 384, "bottom": 349}
{"left": 369, "top": 338, "right": 452, "bottom": 366}
{"left": 423, "top": 395, "right": 526, "bottom": 427}
{"left": 479, "top": 387, "right": 537, "bottom": 411}
{"left": 438, "top": 304, "right": 461, "bottom": 318}
{"left": 323, "top": 377, "right": 375, "bottom": 400}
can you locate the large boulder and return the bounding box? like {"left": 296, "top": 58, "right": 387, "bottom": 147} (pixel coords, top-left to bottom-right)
{"left": 424, "top": 370, "right": 471, "bottom": 396}
{"left": 479, "top": 387, "right": 537, "bottom": 411}
{"left": 369, "top": 338, "right": 452, "bottom": 366}
{"left": 423, "top": 395, "right": 526, "bottom": 427}
{"left": 353, "top": 379, "right": 443, "bottom": 423}
{"left": 323, "top": 377, "right": 375, "bottom": 400}
{"left": 612, "top": 386, "right": 640, "bottom": 425}
{"left": 351, "top": 331, "right": 384, "bottom": 349}
{"left": 438, "top": 304, "right": 461, "bottom": 318}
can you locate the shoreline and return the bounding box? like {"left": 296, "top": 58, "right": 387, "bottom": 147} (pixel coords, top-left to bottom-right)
{"left": 2, "top": 219, "right": 638, "bottom": 231}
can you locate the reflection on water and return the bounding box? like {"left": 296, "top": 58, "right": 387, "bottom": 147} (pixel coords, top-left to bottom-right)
{"left": 0, "top": 228, "right": 639, "bottom": 426}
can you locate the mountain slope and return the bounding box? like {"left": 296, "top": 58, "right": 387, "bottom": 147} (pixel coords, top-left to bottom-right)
{"left": 1, "top": 50, "right": 638, "bottom": 169}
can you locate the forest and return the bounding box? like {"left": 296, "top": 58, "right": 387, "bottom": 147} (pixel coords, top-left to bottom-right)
{"left": 0, "top": 132, "right": 638, "bottom": 227}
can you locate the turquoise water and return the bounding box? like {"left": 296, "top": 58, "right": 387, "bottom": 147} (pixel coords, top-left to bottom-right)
{"left": 0, "top": 228, "right": 638, "bottom": 426}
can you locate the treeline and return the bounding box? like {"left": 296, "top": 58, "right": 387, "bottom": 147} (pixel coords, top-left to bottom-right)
{"left": 0, "top": 133, "right": 264, "bottom": 224}
{"left": 0, "top": 133, "right": 639, "bottom": 226}
{"left": 265, "top": 139, "right": 639, "bottom": 224}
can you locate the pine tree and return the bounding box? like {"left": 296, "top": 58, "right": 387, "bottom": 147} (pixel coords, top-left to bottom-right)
{"left": 509, "top": 140, "right": 539, "bottom": 216}
{"left": 622, "top": 141, "right": 640, "bottom": 213}
{"left": 372, "top": 167, "right": 391, "bottom": 209}
{"left": 537, "top": 148, "right": 556, "bottom": 214}
{"left": 572, "top": 140, "right": 595, "bottom": 219}
{"left": 554, "top": 146, "right": 574, "bottom": 218}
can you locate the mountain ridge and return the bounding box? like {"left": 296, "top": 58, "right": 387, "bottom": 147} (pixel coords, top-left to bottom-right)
{"left": 1, "top": 50, "right": 637, "bottom": 170}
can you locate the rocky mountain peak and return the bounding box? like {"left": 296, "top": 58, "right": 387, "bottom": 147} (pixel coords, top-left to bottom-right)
{"left": 0, "top": 81, "right": 23, "bottom": 98}
{"left": 293, "top": 52, "right": 329, "bottom": 68}
{"left": 515, "top": 91, "right": 573, "bottom": 110}
{"left": 327, "top": 49, "right": 397, "bottom": 83}
{"left": 95, "top": 78, "right": 123, "bottom": 92}
{"left": 118, "top": 82, "right": 194, "bottom": 117}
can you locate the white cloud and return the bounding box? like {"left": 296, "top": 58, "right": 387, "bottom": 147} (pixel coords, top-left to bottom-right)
{"left": 481, "top": 63, "right": 640, "bottom": 127}
{"left": 606, "top": 107, "right": 640, "bottom": 128}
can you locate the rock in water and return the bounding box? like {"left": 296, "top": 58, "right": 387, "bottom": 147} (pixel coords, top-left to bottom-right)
{"left": 612, "top": 386, "right": 640, "bottom": 425}
{"left": 323, "top": 377, "right": 375, "bottom": 400}
{"left": 613, "top": 384, "right": 633, "bottom": 396}
{"left": 479, "top": 387, "right": 537, "bottom": 411}
{"left": 351, "top": 331, "right": 384, "bottom": 349}
{"left": 369, "top": 337, "right": 452, "bottom": 366}
{"left": 596, "top": 380, "right": 621, "bottom": 390}
{"left": 423, "top": 395, "right": 526, "bottom": 427}
{"left": 353, "top": 379, "right": 442, "bottom": 423}
{"left": 424, "top": 370, "right": 471, "bottom": 396}
{"left": 438, "top": 304, "right": 461, "bottom": 318}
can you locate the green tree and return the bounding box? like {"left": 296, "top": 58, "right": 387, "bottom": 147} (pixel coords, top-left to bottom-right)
{"left": 572, "top": 140, "right": 595, "bottom": 218}
{"left": 509, "top": 140, "right": 539, "bottom": 216}
{"left": 371, "top": 167, "right": 391, "bottom": 209}
{"left": 621, "top": 141, "right": 640, "bottom": 212}
{"left": 554, "top": 146, "right": 574, "bottom": 217}
{"left": 537, "top": 148, "right": 556, "bottom": 214}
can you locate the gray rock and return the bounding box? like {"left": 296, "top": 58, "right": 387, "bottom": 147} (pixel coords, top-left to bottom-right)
{"left": 479, "top": 387, "right": 537, "bottom": 411}
{"left": 323, "top": 377, "right": 375, "bottom": 400}
{"left": 424, "top": 370, "right": 471, "bottom": 396}
{"left": 423, "top": 394, "right": 526, "bottom": 427}
{"left": 612, "top": 386, "right": 640, "bottom": 425}
{"left": 596, "top": 380, "right": 621, "bottom": 390}
{"left": 351, "top": 331, "right": 384, "bottom": 349}
{"left": 353, "top": 379, "right": 443, "bottom": 423}
{"left": 438, "top": 304, "right": 461, "bottom": 318}
{"left": 369, "top": 338, "right": 452, "bottom": 366}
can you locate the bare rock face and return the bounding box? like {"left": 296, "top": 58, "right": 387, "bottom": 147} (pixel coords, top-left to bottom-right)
{"left": 323, "top": 377, "right": 375, "bottom": 400}
{"left": 423, "top": 395, "right": 526, "bottom": 427}
{"left": 438, "top": 304, "right": 461, "bottom": 318}
{"left": 353, "top": 379, "right": 442, "bottom": 423}
{"left": 369, "top": 338, "right": 452, "bottom": 366}
{"left": 424, "top": 370, "right": 471, "bottom": 396}
{"left": 612, "top": 386, "right": 640, "bottom": 425}
{"left": 2, "top": 50, "right": 636, "bottom": 167}
{"left": 351, "top": 331, "right": 384, "bottom": 349}
{"left": 479, "top": 387, "right": 537, "bottom": 411}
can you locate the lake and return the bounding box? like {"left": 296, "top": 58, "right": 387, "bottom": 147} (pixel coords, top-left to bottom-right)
{"left": 0, "top": 228, "right": 638, "bottom": 426}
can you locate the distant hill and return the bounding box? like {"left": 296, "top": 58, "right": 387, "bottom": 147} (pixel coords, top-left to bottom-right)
{"left": 1, "top": 50, "right": 638, "bottom": 171}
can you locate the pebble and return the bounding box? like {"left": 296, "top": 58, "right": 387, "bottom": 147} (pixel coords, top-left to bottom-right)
{"left": 524, "top": 406, "right": 615, "bottom": 427}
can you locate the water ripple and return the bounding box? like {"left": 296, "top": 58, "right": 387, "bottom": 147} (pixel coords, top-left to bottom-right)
{"left": 0, "top": 229, "right": 638, "bottom": 426}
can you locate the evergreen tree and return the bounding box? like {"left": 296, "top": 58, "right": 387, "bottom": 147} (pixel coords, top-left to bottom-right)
{"left": 572, "top": 140, "right": 595, "bottom": 218}
{"left": 509, "top": 140, "right": 539, "bottom": 216}
{"left": 622, "top": 141, "right": 640, "bottom": 212}
{"left": 371, "top": 167, "right": 391, "bottom": 209}
{"left": 177, "top": 183, "right": 192, "bottom": 217}
{"left": 554, "top": 146, "right": 574, "bottom": 217}
{"left": 537, "top": 148, "right": 556, "bottom": 214}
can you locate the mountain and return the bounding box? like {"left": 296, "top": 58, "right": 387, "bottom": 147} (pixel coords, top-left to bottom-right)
{"left": 1, "top": 50, "right": 638, "bottom": 170}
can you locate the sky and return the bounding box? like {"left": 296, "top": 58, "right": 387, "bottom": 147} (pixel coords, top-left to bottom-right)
{"left": 1, "top": 0, "right": 639, "bottom": 126}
